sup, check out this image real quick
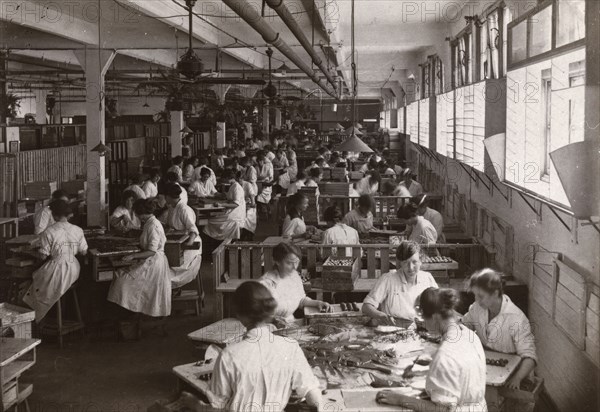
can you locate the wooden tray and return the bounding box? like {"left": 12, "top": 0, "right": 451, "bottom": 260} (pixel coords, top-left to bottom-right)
{"left": 0, "top": 304, "right": 35, "bottom": 327}
{"left": 187, "top": 318, "right": 246, "bottom": 345}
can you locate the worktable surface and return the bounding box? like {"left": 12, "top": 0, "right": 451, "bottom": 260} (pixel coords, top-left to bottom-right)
{"left": 178, "top": 324, "right": 521, "bottom": 410}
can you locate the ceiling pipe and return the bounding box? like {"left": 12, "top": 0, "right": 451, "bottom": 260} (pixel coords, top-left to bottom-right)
{"left": 265, "top": 0, "right": 338, "bottom": 94}
{"left": 221, "top": 0, "right": 339, "bottom": 100}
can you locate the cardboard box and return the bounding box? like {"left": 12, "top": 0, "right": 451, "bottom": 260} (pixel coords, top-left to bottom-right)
{"left": 321, "top": 256, "right": 361, "bottom": 291}
{"left": 24, "top": 181, "right": 57, "bottom": 200}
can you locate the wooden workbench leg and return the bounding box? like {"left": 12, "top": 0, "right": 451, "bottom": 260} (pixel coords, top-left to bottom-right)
{"left": 485, "top": 386, "right": 505, "bottom": 412}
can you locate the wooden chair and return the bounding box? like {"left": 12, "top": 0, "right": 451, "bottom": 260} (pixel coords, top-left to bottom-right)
{"left": 172, "top": 271, "right": 204, "bottom": 317}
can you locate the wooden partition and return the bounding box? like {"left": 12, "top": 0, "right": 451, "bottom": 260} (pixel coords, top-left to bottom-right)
{"left": 211, "top": 240, "right": 489, "bottom": 318}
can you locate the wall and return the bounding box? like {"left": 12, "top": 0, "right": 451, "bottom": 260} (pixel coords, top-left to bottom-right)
{"left": 59, "top": 96, "right": 166, "bottom": 118}
{"left": 306, "top": 99, "right": 381, "bottom": 131}
{"left": 408, "top": 144, "right": 599, "bottom": 412}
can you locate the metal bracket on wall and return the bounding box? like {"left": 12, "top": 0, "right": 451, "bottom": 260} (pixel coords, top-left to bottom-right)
{"left": 515, "top": 190, "right": 542, "bottom": 221}
{"left": 480, "top": 172, "right": 510, "bottom": 202}
{"left": 545, "top": 203, "right": 579, "bottom": 244}
{"left": 475, "top": 170, "right": 491, "bottom": 191}
{"left": 581, "top": 219, "right": 600, "bottom": 235}
{"left": 458, "top": 162, "right": 477, "bottom": 183}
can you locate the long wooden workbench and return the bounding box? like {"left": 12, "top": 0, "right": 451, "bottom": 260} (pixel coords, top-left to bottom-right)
{"left": 178, "top": 323, "right": 528, "bottom": 412}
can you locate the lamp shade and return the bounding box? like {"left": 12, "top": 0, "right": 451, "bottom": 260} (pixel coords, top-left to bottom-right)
{"left": 90, "top": 142, "right": 111, "bottom": 156}
{"left": 355, "top": 122, "right": 363, "bottom": 129}
{"left": 345, "top": 126, "right": 363, "bottom": 136}
{"left": 550, "top": 140, "right": 600, "bottom": 218}
{"left": 336, "top": 135, "right": 374, "bottom": 153}
{"left": 180, "top": 126, "right": 193, "bottom": 134}
{"left": 334, "top": 123, "right": 344, "bottom": 130}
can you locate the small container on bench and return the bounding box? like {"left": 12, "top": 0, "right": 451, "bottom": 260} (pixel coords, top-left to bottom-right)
{"left": 321, "top": 256, "right": 361, "bottom": 291}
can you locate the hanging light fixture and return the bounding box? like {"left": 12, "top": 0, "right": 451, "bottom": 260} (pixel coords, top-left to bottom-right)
{"left": 180, "top": 126, "right": 193, "bottom": 134}
{"left": 91, "top": 142, "right": 112, "bottom": 156}
{"left": 262, "top": 48, "right": 277, "bottom": 99}
{"left": 177, "top": 0, "right": 204, "bottom": 79}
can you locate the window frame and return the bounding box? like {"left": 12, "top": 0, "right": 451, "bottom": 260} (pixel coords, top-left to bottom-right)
{"left": 507, "top": 0, "right": 586, "bottom": 71}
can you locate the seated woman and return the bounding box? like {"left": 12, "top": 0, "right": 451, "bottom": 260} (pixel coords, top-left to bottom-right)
{"left": 271, "top": 148, "right": 289, "bottom": 170}
{"left": 462, "top": 269, "right": 537, "bottom": 391}
{"left": 398, "top": 168, "right": 424, "bottom": 196}
{"left": 237, "top": 171, "right": 258, "bottom": 240}
{"left": 164, "top": 184, "right": 202, "bottom": 289}
{"left": 23, "top": 200, "right": 88, "bottom": 322}
{"left": 355, "top": 170, "right": 381, "bottom": 196}
{"left": 203, "top": 169, "right": 246, "bottom": 241}
{"left": 182, "top": 156, "right": 199, "bottom": 183}
{"left": 188, "top": 167, "right": 217, "bottom": 198}
{"left": 167, "top": 156, "right": 184, "bottom": 182}
{"left": 33, "top": 189, "right": 69, "bottom": 235}
{"left": 282, "top": 193, "right": 316, "bottom": 239}
{"left": 377, "top": 288, "right": 487, "bottom": 412}
{"left": 322, "top": 206, "right": 360, "bottom": 257}
{"left": 362, "top": 241, "right": 437, "bottom": 326}
{"left": 412, "top": 194, "right": 444, "bottom": 243}
{"left": 399, "top": 203, "right": 438, "bottom": 245}
{"left": 164, "top": 171, "right": 188, "bottom": 205}
{"left": 178, "top": 281, "right": 322, "bottom": 411}
{"left": 260, "top": 243, "right": 330, "bottom": 325}
{"left": 286, "top": 170, "right": 307, "bottom": 196}
{"left": 110, "top": 190, "right": 141, "bottom": 233}
{"left": 142, "top": 170, "right": 161, "bottom": 199}
{"left": 108, "top": 199, "right": 172, "bottom": 317}
{"left": 343, "top": 194, "right": 375, "bottom": 234}
{"left": 287, "top": 149, "right": 298, "bottom": 181}
{"left": 305, "top": 167, "right": 322, "bottom": 196}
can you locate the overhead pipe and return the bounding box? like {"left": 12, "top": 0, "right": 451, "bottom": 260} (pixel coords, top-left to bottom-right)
{"left": 221, "top": 0, "right": 339, "bottom": 100}
{"left": 265, "top": 0, "right": 339, "bottom": 94}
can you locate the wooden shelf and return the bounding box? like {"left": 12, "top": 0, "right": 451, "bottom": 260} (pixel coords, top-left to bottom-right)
{"left": 1, "top": 360, "right": 35, "bottom": 386}
{"left": 0, "top": 338, "right": 40, "bottom": 367}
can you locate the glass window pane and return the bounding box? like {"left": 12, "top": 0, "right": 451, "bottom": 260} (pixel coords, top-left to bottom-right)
{"left": 510, "top": 20, "right": 528, "bottom": 63}
{"left": 528, "top": 6, "right": 552, "bottom": 57}
{"left": 557, "top": 0, "right": 585, "bottom": 47}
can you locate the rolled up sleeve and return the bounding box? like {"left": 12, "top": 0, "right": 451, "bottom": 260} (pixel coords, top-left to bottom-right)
{"left": 363, "top": 275, "right": 389, "bottom": 309}
{"left": 291, "top": 344, "right": 321, "bottom": 397}
{"left": 512, "top": 315, "right": 538, "bottom": 364}
{"left": 426, "top": 356, "right": 461, "bottom": 407}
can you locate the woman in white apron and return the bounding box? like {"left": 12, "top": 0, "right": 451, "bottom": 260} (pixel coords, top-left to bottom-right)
{"left": 203, "top": 169, "right": 247, "bottom": 241}
{"left": 255, "top": 153, "right": 274, "bottom": 204}
{"left": 163, "top": 183, "right": 202, "bottom": 289}
{"left": 23, "top": 200, "right": 88, "bottom": 322}
{"left": 110, "top": 190, "right": 141, "bottom": 233}
{"left": 236, "top": 171, "right": 257, "bottom": 238}
{"left": 108, "top": 198, "right": 173, "bottom": 317}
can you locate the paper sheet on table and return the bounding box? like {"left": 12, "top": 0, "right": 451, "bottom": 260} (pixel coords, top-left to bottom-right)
{"left": 342, "top": 388, "right": 419, "bottom": 411}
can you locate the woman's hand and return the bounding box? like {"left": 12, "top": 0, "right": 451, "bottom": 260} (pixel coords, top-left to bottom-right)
{"left": 505, "top": 375, "right": 522, "bottom": 390}
{"left": 376, "top": 390, "right": 407, "bottom": 406}
{"left": 377, "top": 312, "right": 397, "bottom": 326}
{"left": 316, "top": 301, "right": 331, "bottom": 313}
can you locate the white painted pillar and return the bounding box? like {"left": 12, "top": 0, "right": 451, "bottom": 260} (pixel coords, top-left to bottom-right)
{"left": 216, "top": 122, "right": 226, "bottom": 149}
{"left": 75, "top": 49, "right": 116, "bottom": 227}
{"left": 170, "top": 111, "right": 184, "bottom": 157}
{"left": 274, "top": 108, "right": 282, "bottom": 129}
{"left": 35, "top": 89, "right": 48, "bottom": 124}
{"left": 244, "top": 122, "right": 253, "bottom": 140}
{"left": 262, "top": 106, "right": 270, "bottom": 137}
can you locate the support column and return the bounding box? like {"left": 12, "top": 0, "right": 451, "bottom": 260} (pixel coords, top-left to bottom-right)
{"left": 75, "top": 48, "right": 116, "bottom": 227}
{"left": 262, "top": 106, "right": 270, "bottom": 137}
{"left": 0, "top": 51, "right": 7, "bottom": 125}
{"left": 170, "top": 111, "right": 184, "bottom": 156}
{"left": 244, "top": 122, "right": 253, "bottom": 140}
{"left": 585, "top": 0, "right": 599, "bottom": 144}
{"left": 35, "top": 89, "right": 48, "bottom": 125}
{"left": 274, "top": 108, "right": 282, "bottom": 129}
{"left": 216, "top": 122, "right": 226, "bottom": 149}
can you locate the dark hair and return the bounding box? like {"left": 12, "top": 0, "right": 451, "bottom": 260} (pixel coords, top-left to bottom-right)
{"left": 420, "top": 287, "right": 459, "bottom": 319}
{"left": 235, "top": 170, "right": 244, "bottom": 181}
{"left": 315, "top": 158, "right": 326, "bottom": 166}
{"left": 318, "top": 147, "right": 328, "bottom": 155}
{"left": 199, "top": 157, "right": 208, "bottom": 165}
{"left": 273, "top": 241, "right": 301, "bottom": 262}
{"left": 398, "top": 203, "right": 419, "bottom": 219}
{"left": 357, "top": 194, "right": 373, "bottom": 210}
{"left": 309, "top": 167, "right": 322, "bottom": 179}
{"left": 165, "top": 171, "right": 179, "bottom": 183}
{"left": 165, "top": 183, "right": 182, "bottom": 199}
{"left": 149, "top": 170, "right": 161, "bottom": 180}
{"left": 52, "top": 189, "right": 69, "bottom": 200}
{"left": 199, "top": 167, "right": 211, "bottom": 177}
{"left": 133, "top": 198, "right": 156, "bottom": 216}
{"left": 469, "top": 268, "right": 504, "bottom": 297}
{"left": 223, "top": 168, "right": 236, "bottom": 180}
{"left": 287, "top": 192, "right": 307, "bottom": 219}
{"left": 240, "top": 156, "right": 249, "bottom": 165}
{"left": 189, "top": 156, "right": 199, "bottom": 164}
{"left": 296, "top": 170, "right": 307, "bottom": 181}
{"left": 396, "top": 240, "right": 421, "bottom": 262}
{"left": 368, "top": 158, "right": 379, "bottom": 170}
{"left": 324, "top": 206, "right": 343, "bottom": 223}
{"left": 172, "top": 156, "right": 183, "bottom": 165}
{"left": 411, "top": 194, "right": 428, "bottom": 208}
{"left": 49, "top": 199, "right": 72, "bottom": 218}
{"left": 368, "top": 170, "right": 381, "bottom": 185}
{"left": 122, "top": 190, "right": 138, "bottom": 205}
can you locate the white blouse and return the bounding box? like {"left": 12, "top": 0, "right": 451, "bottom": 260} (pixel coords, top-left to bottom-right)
{"left": 462, "top": 294, "right": 538, "bottom": 363}
{"left": 259, "top": 270, "right": 308, "bottom": 320}
{"left": 282, "top": 216, "right": 306, "bottom": 237}
{"left": 363, "top": 270, "right": 438, "bottom": 320}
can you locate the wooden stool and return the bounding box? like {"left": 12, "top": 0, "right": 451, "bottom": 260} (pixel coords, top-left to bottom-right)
{"left": 40, "top": 286, "right": 85, "bottom": 348}
{"left": 172, "top": 272, "right": 204, "bottom": 317}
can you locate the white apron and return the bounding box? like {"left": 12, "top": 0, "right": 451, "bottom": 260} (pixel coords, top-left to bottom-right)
{"left": 242, "top": 181, "right": 258, "bottom": 233}
{"left": 167, "top": 201, "right": 202, "bottom": 289}
{"left": 256, "top": 163, "right": 274, "bottom": 204}
{"left": 23, "top": 222, "right": 88, "bottom": 322}
{"left": 203, "top": 182, "right": 246, "bottom": 240}
{"left": 107, "top": 216, "right": 172, "bottom": 317}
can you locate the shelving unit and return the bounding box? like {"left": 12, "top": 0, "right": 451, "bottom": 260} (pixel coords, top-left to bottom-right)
{"left": 0, "top": 337, "right": 40, "bottom": 411}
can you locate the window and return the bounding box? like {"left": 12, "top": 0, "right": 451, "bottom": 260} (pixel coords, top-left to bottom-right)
{"left": 510, "top": 20, "right": 528, "bottom": 63}
{"left": 529, "top": 5, "right": 553, "bottom": 57}
{"left": 480, "top": 19, "right": 489, "bottom": 81}
{"left": 503, "top": 7, "right": 513, "bottom": 75}
{"left": 421, "top": 55, "right": 444, "bottom": 98}
{"left": 541, "top": 70, "right": 552, "bottom": 178}
{"left": 568, "top": 60, "right": 585, "bottom": 144}
{"left": 557, "top": 0, "right": 585, "bottom": 47}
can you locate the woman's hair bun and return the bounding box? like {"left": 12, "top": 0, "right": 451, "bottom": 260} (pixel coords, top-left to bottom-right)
{"left": 420, "top": 287, "right": 459, "bottom": 319}
{"left": 234, "top": 281, "right": 277, "bottom": 324}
